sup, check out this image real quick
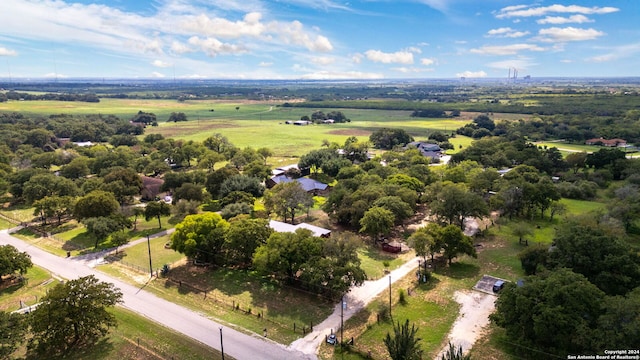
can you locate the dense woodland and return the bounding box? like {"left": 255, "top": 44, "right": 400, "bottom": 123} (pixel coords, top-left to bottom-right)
{"left": 0, "top": 80, "right": 639, "bottom": 358}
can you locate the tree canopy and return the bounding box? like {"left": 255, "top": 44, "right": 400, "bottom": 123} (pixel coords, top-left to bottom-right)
{"left": 28, "top": 275, "right": 122, "bottom": 357}
{"left": 0, "top": 245, "right": 32, "bottom": 280}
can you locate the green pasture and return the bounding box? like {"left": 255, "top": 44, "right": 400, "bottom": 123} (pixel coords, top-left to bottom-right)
{"left": 0, "top": 98, "right": 475, "bottom": 157}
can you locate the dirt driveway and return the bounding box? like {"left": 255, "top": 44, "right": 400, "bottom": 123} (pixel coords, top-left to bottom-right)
{"left": 435, "top": 290, "right": 496, "bottom": 358}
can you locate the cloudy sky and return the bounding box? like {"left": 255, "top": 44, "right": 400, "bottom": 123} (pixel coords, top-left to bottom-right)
{"left": 0, "top": 0, "right": 637, "bottom": 80}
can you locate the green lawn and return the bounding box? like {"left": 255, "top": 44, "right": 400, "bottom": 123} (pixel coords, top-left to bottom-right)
{"left": 559, "top": 198, "right": 607, "bottom": 214}
{"left": 0, "top": 265, "right": 59, "bottom": 312}
{"left": 0, "top": 205, "right": 36, "bottom": 223}
{"left": 0, "top": 217, "right": 14, "bottom": 230}
{"left": 109, "top": 235, "right": 184, "bottom": 272}
{"left": 357, "top": 247, "right": 412, "bottom": 280}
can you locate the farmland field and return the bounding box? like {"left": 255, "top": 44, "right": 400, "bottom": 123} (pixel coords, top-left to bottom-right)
{"left": 0, "top": 98, "right": 486, "bottom": 157}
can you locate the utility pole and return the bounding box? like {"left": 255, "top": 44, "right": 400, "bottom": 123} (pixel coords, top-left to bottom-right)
{"left": 340, "top": 295, "right": 344, "bottom": 347}
{"left": 219, "top": 327, "right": 225, "bottom": 360}
{"left": 147, "top": 235, "right": 153, "bottom": 278}
{"left": 388, "top": 275, "right": 392, "bottom": 319}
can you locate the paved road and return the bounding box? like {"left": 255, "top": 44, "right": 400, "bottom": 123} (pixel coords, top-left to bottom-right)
{"left": 0, "top": 229, "right": 313, "bottom": 360}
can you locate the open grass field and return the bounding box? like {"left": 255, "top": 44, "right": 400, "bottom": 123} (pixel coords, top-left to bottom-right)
{"left": 0, "top": 98, "right": 478, "bottom": 157}
{"left": 532, "top": 141, "right": 603, "bottom": 154}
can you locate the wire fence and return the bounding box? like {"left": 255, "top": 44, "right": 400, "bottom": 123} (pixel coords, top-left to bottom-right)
{"left": 108, "top": 258, "right": 320, "bottom": 336}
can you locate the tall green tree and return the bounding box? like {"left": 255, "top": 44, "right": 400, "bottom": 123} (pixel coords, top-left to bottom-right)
{"left": 549, "top": 215, "right": 640, "bottom": 295}
{"left": 171, "top": 212, "right": 229, "bottom": 265}
{"left": 264, "top": 181, "right": 313, "bottom": 224}
{"left": 28, "top": 275, "right": 122, "bottom": 357}
{"left": 253, "top": 229, "right": 322, "bottom": 280}
{"left": 429, "top": 182, "right": 488, "bottom": 230}
{"left": 74, "top": 190, "right": 120, "bottom": 220}
{"left": 224, "top": 217, "right": 272, "bottom": 267}
{"left": 0, "top": 245, "right": 32, "bottom": 280}
{"left": 383, "top": 319, "right": 423, "bottom": 360}
{"left": 491, "top": 269, "right": 605, "bottom": 357}
{"left": 439, "top": 224, "right": 477, "bottom": 265}
{"left": 0, "top": 311, "right": 27, "bottom": 359}
{"left": 359, "top": 206, "right": 395, "bottom": 242}
{"left": 144, "top": 201, "right": 171, "bottom": 229}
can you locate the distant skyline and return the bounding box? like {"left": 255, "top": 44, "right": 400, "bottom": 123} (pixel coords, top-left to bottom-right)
{"left": 0, "top": 0, "right": 638, "bottom": 80}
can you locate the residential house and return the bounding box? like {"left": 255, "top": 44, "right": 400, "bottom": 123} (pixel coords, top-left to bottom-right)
{"left": 585, "top": 138, "right": 627, "bottom": 147}
{"left": 268, "top": 220, "right": 331, "bottom": 238}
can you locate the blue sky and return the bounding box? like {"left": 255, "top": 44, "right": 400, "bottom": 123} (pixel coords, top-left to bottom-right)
{"left": 0, "top": 0, "right": 638, "bottom": 80}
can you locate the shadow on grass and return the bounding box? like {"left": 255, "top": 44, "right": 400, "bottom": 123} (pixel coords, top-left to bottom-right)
{"left": 25, "top": 338, "right": 115, "bottom": 360}
{"left": 0, "top": 278, "right": 26, "bottom": 296}
{"left": 361, "top": 245, "right": 397, "bottom": 262}
{"left": 436, "top": 262, "right": 480, "bottom": 279}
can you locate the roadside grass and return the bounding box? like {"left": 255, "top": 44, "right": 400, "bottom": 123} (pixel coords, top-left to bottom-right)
{"left": 0, "top": 217, "right": 14, "bottom": 230}
{"left": 357, "top": 247, "right": 413, "bottom": 280}
{"left": 0, "top": 265, "right": 223, "bottom": 360}
{"left": 97, "top": 261, "right": 335, "bottom": 345}
{"left": 0, "top": 265, "right": 58, "bottom": 312}
{"left": 44, "top": 216, "right": 172, "bottom": 256}
{"left": 0, "top": 205, "right": 36, "bottom": 223}
{"left": 107, "top": 235, "right": 184, "bottom": 272}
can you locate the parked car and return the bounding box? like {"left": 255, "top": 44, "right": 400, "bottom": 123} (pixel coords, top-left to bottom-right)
{"left": 326, "top": 334, "right": 337, "bottom": 345}
{"left": 492, "top": 280, "right": 505, "bottom": 293}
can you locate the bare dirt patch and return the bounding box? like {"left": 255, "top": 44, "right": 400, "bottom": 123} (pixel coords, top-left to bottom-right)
{"left": 327, "top": 129, "right": 372, "bottom": 136}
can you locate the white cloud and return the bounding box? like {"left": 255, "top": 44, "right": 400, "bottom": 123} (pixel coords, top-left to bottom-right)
{"left": 496, "top": 4, "right": 619, "bottom": 19}
{"left": 351, "top": 53, "right": 363, "bottom": 64}
{"left": 299, "top": 70, "right": 384, "bottom": 80}
{"left": 415, "top": 0, "right": 450, "bottom": 12}
{"left": 170, "top": 41, "right": 192, "bottom": 54}
{"left": 0, "top": 47, "right": 17, "bottom": 56}
{"left": 420, "top": 58, "right": 435, "bottom": 66}
{"left": 43, "top": 72, "right": 68, "bottom": 78}
{"left": 150, "top": 71, "right": 166, "bottom": 78}
{"left": 560, "top": 59, "right": 573, "bottom": 63}
{"left": 537, "top": 15, "right": 593, "bottom": 24}
{"left": 487, "top": 27, "right": 530, "bottom": 38}
{"left": 152, "top": 60, "right": 172, "bottom": 68}
{"left": 456, "top": 70, "right": 487, "bottom": 78}
{"left": 180, "top": 12, "right": 265, "bottom": 39}
{"left": 269, "top": 21, "right": 333, "bottom": 52}
{"left": 392, "top": 67, "right": 434, "bottom": 73}
{"left": 470, "top": 44, "right": 545, "bottom": 56}
{"left": 258, "top": 61, "right": 273, "bottom": 67}
{"left": 406, "top": 46, "right": 422, "bottom": 54}
{"left": 188, "top": 36, "right": 248, "bottom": 57}
{"left": 364, "top": 50, "right": 414, "bottom": 64}
{"left": 538, "top": 27, "right": 604, "bottom": 42}
{"left": 311, "top": 56, "right": 335, "bottom": 65}
{"left": 587, "top": 42, "right": 640, "bottom": 63}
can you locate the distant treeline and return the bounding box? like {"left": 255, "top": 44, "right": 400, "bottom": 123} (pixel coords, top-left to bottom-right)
{"left": 287, "top": 93, "right": 640, "bottom": 116}
{"left": 0, "top": 91, "right": 99, "bottom": 103}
